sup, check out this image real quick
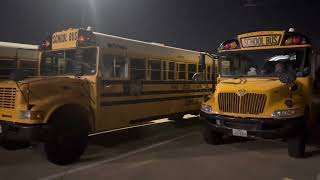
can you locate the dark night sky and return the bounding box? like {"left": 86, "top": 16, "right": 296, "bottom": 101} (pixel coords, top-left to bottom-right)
{"left": 0, "top": 0, "right": 319, "bottom": 52}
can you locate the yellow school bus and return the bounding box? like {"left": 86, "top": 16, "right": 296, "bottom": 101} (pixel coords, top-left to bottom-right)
{"left": 0, "top": 27, "right": 214, "bottom": 164}
{"left": 0, "top": 42, "right": 39, "bottom": 79}
{"left": 200, "top": 29, "right": 320, "bottom": 158}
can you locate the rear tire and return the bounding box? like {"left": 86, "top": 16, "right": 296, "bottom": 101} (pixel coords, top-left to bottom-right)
{"left": 203, "top": 125, "right": 223, "bottom": 145}
{"left": 44, "top": 106, "right": 89, "bottom": 165}
{"left": 171, "top": 114, "right": 185, "bottom": 127}
{"left": 288, "top": 132, "right": 306, "bottom": 158}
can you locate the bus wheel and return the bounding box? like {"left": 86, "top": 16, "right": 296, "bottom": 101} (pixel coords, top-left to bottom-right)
{"left": 288, "top": 131, "right": 306, "bottom": 158}
{"left": 203, "top": 125, "right": 223, "bottom": 145}
{"left": 288, "top": 115, "right": 307, "bottom": 158}
{"left": 44, "top": 107, "right": 89, "bottom": 165}
{"left": 171, "top": 114, "right": 185, "bottom": 127}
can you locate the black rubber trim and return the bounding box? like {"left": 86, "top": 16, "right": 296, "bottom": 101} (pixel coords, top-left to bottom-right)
{"left": 102, "top": 80, "right": 212, "bottom": 85}
{"left": 101, "top": 89, "right": 212, "bottom": 97}
{"left": 101, "top": 95, "right": 204, "bottom": 106}
{"left": 0, "top": 121, "right": 47, "bottom": 142}
{"left": 200, "top": 112, "right": 304, "bottom": 139}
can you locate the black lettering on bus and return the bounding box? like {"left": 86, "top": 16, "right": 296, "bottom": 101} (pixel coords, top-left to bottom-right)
{"left": 52, "top": 35, "right": 56, "bottom": 44}
{"left": 272, "top": 36, "right": 278, "bottom": 45}
{"left": 266, "top": 36, "right": 271, "bottom": 45}
{"left": 258, "top": 37, "right": 263, "bottom": 46}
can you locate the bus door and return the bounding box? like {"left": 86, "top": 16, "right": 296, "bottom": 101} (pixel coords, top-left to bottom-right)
{"left": 98, "top": 53, "right": 130, "bottom": 131}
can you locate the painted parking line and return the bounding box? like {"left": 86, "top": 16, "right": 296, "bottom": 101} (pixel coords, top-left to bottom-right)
{"left": 39, "top": 132, "right": 196, "bottom": 180}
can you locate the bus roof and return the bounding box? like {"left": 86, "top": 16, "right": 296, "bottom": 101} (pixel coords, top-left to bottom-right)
{"left": 45, "top": 28, "right": 215, "bottom": 65}
{"left": 0, "top": 41, "right": 39, "bottom": 50}
{"left": 93, "top": 31, "right": 202, "bottom": 54}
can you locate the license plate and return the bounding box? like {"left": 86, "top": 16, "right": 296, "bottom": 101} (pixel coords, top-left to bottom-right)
{"left": 232, "top": 129, "right": 247, "bottom": 137}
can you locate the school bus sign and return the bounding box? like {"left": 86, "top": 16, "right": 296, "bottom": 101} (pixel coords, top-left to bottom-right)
{"left": 52, "top": 28, "right": 79, "bottom": 50}
{"left": 238, "top": 31, "right": 284, "bottom": 48}
{"left": 240, "top": 35, "right": 281, "bottom": 48}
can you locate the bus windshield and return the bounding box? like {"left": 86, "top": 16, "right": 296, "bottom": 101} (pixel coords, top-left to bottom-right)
{"left": 40, "top": 47, "right": 97, "bottom": 76}
{"left": 219, "top": 48, "right": 309, "bottom": 77}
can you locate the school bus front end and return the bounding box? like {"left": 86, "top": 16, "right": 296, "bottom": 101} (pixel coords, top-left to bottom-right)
{"left": 0, "top": 77, "right": 91, "bottom": 142}
{"left": 0, "top": 81, "right": 44, "bottom": 142}
{"left": 0, "top": 28, "right": 98, "bottom": 165}
{"left": 201, "top": 30, "right": 314, "bottom": 158}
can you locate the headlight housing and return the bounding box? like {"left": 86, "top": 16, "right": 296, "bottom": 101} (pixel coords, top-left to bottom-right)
{"left": 19, "top": 111, "right": 44, "bottom": 120}
{"left": 201, "top": 104, "right": 213, "bottom": 113}
{"left": 19, "top": 111, "right": 31, "bottom": 119}
{"left": 272, "top": 109, "right": 297, "bottom": 119}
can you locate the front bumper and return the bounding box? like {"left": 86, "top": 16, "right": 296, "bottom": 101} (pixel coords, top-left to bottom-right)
{"left": 200, "top": 112, "right": 304, "bottom": 139}
{"left": 0, "top": 121, "right": 47, "bottom": 142}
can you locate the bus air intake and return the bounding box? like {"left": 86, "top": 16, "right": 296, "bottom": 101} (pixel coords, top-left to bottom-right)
{"left": 218, "top": 93, "right": 267, "bottom": 115}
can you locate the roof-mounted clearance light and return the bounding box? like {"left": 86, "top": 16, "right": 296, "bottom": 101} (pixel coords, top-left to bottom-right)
{"left": 40, "top": 37, "right": 52, "bottom": 50}
{"left": 78, "top": 29, "right": 96, "bottom": 46}
{"left": 284, "top": 36, "right": 306, "bottom": 45}
{"left": 219, "top": 40, "right": 239, "bottom": 50}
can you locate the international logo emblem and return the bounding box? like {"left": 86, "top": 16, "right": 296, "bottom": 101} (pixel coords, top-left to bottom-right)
{"left": 237, "top": 89, "right": 247, "bottom": 96}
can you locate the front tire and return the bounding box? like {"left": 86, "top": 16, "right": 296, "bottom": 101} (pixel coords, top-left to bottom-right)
{"left": 288, "top": 113, "right": 308, "bottom": 158}
{"left": 288, "top": 131, "right": 306, "bottom": 158}
{"left": 44, "top": 107, "right": 89, "bottom": 165}
{"left": 203, "top": 125, "right": 223, "bottom": 145}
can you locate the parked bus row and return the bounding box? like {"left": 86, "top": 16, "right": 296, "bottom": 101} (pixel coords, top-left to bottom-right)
{"left": 1, "top": 27, "right": 318, "bottom": 165}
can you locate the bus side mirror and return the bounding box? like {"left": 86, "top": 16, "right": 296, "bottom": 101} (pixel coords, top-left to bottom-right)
{"left": 279, "top": 72, "right": 296, "bottom": 86}
{"left": 192, "top": 73, "right": 202, "bottom": 82}
{"left": 10, "top": 69, "right": 27, "bottom": 82}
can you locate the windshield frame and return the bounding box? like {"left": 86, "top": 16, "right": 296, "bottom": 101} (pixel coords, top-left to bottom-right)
{"left": 217, "top": 47, "right": 311, "bottom": 78}
{"left": 40, "top": 46, "right": 98, "bottom": 77}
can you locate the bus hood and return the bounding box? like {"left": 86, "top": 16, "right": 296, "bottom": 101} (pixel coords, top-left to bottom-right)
{"left": 217, "top": 78, "right": 289, "bottom": 95}
{"left": 0, "top": 76, "right": 79, "bottom": 85}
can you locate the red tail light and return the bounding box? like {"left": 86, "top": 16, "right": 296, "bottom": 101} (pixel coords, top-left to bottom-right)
{"left": 292, "top": 37, "right": 302, "bottom": 44}
{"left": 284, "top": 35, "right": 306, "bottom": 45}
{"left": 220, "top": 40, "right": 238, "bottom": 50}
{"left": 224, "top": 43, "right": 231, "bottom": 49}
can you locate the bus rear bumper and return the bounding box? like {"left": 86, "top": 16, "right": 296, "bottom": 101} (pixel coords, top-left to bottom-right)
{"left": 200, "top": 112, "right": 304, "bottom": 139}
{"left": 0, "top": 121, "right": 47, "bottom": 143}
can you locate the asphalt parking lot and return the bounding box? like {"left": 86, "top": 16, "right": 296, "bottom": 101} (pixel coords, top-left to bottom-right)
{"left": 1, "top": 117, "right": 320, "bottom": 180}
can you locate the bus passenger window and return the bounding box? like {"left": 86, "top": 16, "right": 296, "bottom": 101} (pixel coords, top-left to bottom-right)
{"left": 102, "top": 55, "right": 127, "bottom": 79}
{"left": 206, "top": 66, "right": 212, "bottom": 80}
{"left": 178, "top": 63, "right": 186, "bottom": 80}
{"left": 0, "top": 59, "right": 15, "bottom": 78}
{"left": 168, "top": 62, "right": 175, "bottom": 80}
{"left": 148, "top": 60, "right": 161, "bottom": 80}
{"left": 188, "top": 64, "right": 197, "bottom": 80}
{"left": 162, "top": 61, "right": 166, "bottom": 80}
{"left": 19, "top": 60, "right": 38, "bottom": 76}
{"left": 131, "top": 58, "right": 146, "bottom": 80}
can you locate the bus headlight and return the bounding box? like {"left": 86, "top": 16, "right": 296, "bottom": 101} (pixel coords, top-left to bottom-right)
{"left": 272, "top": 109, "right": 297, "bottom": 119}
{"left": 19, "top": 111, "right": 44, "bottom": 120}
{"left": 201, "top": 104, "right": 213, "bottom": 113}
{"left": 19, "top": 111, "right": 31, "bottom": 119}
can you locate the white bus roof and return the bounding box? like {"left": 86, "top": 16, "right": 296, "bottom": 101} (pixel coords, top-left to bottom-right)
{"left": 93, "top": 32, "right": 201, "bottom": 54}
{"left": 0, "top": 41, "right": 39, "bottom": 50}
